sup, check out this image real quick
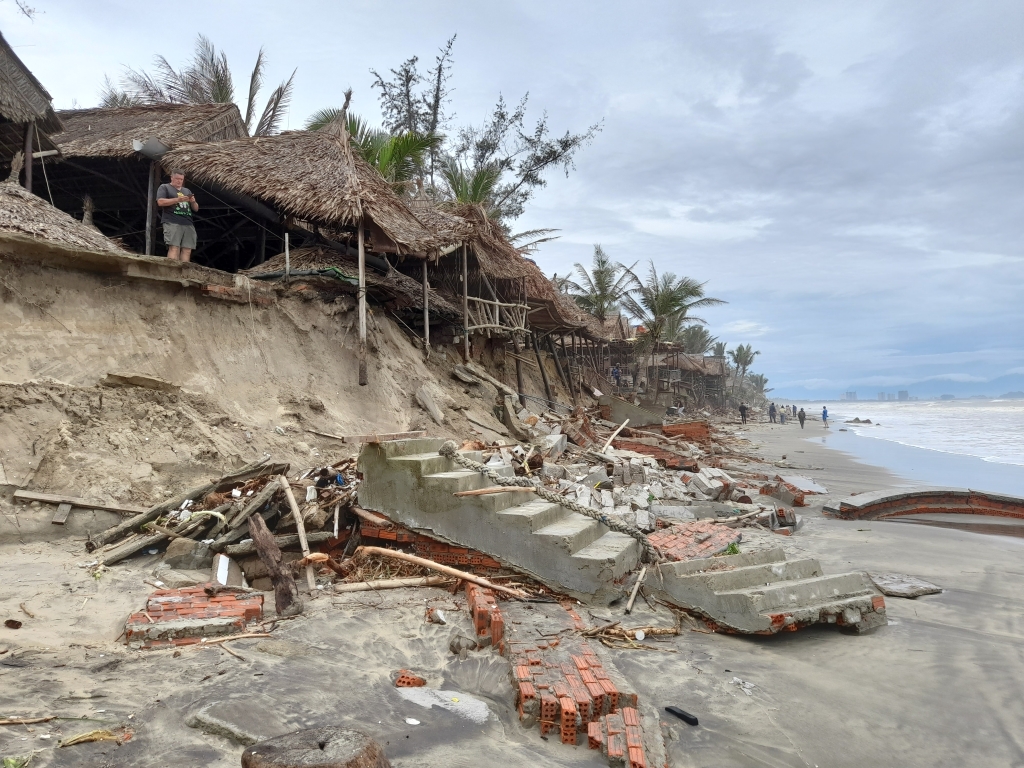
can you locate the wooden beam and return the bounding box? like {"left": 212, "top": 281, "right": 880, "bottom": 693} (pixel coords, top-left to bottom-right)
{"left": 14, "top": 489, "right": 147, "bottom": 516}
{"left": 306, "top": 428, "right": 427, "bottom": 444}
{"left": 511, "top": 336, "right": 528, "bottom": 407}
{"left": 51, "top": 503, "right": 72, "bottom": 526}
{"left": 357, "top": 219, "right": 368, "bottom": 386}
{"left": 279, "top": 475, "right": 317, "bottom": 592}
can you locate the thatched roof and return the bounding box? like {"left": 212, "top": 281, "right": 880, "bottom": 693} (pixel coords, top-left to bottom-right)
{"left": 0, "top": 32, "right": 61, "bottom": 131}
{"left": 162, "top": 131, "right": 442, "bottom": 257}
{"left": 0, "top": 181, "right": 129, "bottom": 254}
{"left": 447, "top": 204, "right": 534, "bottom": 280}
{"left": 409, "top": 202, "right": 475, "bottom": 246}
{"left": 245, "top": 245, "right": 460, "bottom": 318}
{"left": 53, "top": 103, "right": 246, "bottom": 159}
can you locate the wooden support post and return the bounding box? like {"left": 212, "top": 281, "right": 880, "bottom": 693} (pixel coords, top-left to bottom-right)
{"left": 357, "top": 220, "right": 368, "bottom": 385}
{"left": 511, "top": 335, "right": 527, "bottom": 407}
{"left": 461, "top": 244, "right": 470, "bottom": 362}
{"left": 22, "top": 122, "right": 33, "bottom": 193}
{"left": 279, "top": 476, "right": 317, "bottom": 592}
{"left": 547, "top": 335, "right": 570, "bottom": 391}
{"left": 531, "top": 332, "right": 554, "bottom": 405}
{"left": 558, "top": 335, "right": 577, "bottom": 403}
{"left": 145, "top": 161, "right": 157, "bottom": 256}
{"left": 255, "top": 225, "right": 266, "bottom": 266}
{"left": 422, "top": 259, "right": 430, "bottom": 358}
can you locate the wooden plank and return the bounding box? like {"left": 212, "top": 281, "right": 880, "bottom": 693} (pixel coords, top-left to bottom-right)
{"left": 306, "top": 429, "right": 427, "bottom": 444}
{"left": 51, "top": 503, "right": 72, "bottom": 526}
{"left": 280, "top": 475, "right": 317, "bottom": 592}
{"left": 14, "top": 490, "right": 147, "bottom": 516}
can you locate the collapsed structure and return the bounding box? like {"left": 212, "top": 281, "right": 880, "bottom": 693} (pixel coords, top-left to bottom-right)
{"left": 0, "top": 44, "right": 896, "bottom": 768}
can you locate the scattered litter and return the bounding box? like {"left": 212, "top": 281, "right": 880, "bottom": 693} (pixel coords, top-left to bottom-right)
{"left": 4, "top": 620, "right": 22, "bottom": 630}
{"left": 665, "top": 706, "right": 699, "bottom": 726}
{"left": 404, "top": 718, "right": 420, "bottom": 726}
{"left": 731, "top": 677, "right": 756, "bottom": 695}
{"left": 395, "top": 688, "right": 490, "bottom": 724}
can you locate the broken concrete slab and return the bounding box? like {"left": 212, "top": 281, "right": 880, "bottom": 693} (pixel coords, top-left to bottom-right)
{"left": 868, "top": 572, "right": 942, "bottom": 598}
{"left": 415, "top": 386, "right": 445, "bottom": 425}
{"left": 187, "top": 695, "right": 295, "bottom": 746}
{"left": 163, "top": 537, "right": 214, "bottom": 570}
{"left": 778, "top": 474, "right": 829, "bottom": 494}
{"left": 241, "top": 726, "right": 392, "bottom": 768}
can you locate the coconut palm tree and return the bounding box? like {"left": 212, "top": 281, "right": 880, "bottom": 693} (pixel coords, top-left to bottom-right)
{"left": 571, "top": 245, "right": 636, "bottom": 323}
{"left": 440, "top": 158, "right": 503, "bottom": 207}
{"left": 99, "top": 35, "right": 295, "bottom": 137}
{"left": 675, "top": 324, "right": 717, "bottom": 354}
{"left": 748, "top": 373, "right": 771, "bottom": 396}
{"left": 728, "top": 344, "right": 760, "bottom": 393}
{"left": 621, "top": 262, "right": 725, "bottom": 396}
{"left": 711, "top": 341, "right": 727, "bottom": 357}
{"left": 305, "top": 111, "right": 442, "bottom": 194}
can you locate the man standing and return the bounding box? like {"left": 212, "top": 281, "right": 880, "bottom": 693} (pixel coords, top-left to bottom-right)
{"left": 822, "top": 406, "right": 830, "bottom": 429}
{"left": 798, "top": 407, "right": 806, "bottom": 429}
{"left": 768, "top": 403, "right": 777, "bottom": 423}
{"left": 156, "top": 170, "right": 199, "bottom": 261}
{"left": 738, "top": 402, "right": 748, "bottom": 424}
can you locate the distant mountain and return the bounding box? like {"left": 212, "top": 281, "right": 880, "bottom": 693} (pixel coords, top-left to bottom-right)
{"left": 999, "top": 391, "right": 1024, "bottom": 399}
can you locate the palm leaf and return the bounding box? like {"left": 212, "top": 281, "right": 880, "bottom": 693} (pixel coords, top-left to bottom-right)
{"left": 244, "top": 48, "right": 266, "bottom": 134}
{"left": 254, "top": 69, "right": 296, "bottom": 136}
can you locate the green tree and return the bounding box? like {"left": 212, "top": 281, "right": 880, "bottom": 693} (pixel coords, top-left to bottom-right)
{"left": 728, "top": 344, "right": 761, "bottom": 393}
{"left": 748, "top": 373, "right": 771, "bottom": 395}
{"left": 621, "top": 262, "right": 725, "bottom": 396}
{"left": 99, "top": 35, "right": 295, "bottom": 137}
{"left": 711, "top": 341, "right": 728, "bottom": 357}
{"left": 571, "top": 245, "right": 636, "bottom": 323}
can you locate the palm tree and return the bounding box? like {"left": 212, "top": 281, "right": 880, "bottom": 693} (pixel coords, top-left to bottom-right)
{"left": 550, "top": 272, "right": 580, "bottom": 295}
{"left": 440, "top": 159, "right": 503, "bottom": 207}
{"left": 571, "top": 246, "right": 636, "bottom": 323}
{"left": 621, "top": 261, "right": 725, "bottom": 397}
{"left": 100, "top": 35, "right": 295, "bottom": 137}
{"left": 305, "top": 111, "right": 442, "bottom": 193}
{"left": 748, "top": 373, "right": 771, "bottom": 396}
{"left": 711, "top": 341, "right": 727, "bottom": 357}
{"left": 675, "top": 324, "right": 717, "bottom": 354}
{"left": 728, "top": 344, "right": 760, "bottom": 393}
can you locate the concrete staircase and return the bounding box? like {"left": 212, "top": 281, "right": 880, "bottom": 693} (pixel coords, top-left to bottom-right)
{"left": 652, "top": 548, "right": 886, "bottom": 634}
{"left": 357, "top": 438, "right": 640, "bottom": 602}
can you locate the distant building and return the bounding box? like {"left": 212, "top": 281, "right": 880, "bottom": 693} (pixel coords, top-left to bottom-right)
{"left": 898, "top": 391, "right": 909, "bottom": 401}
{"left": 878, "top": 392, "right": 886, "bottom": 401}
{"left": 843, "top": 391, "right": 858, "bottom": 401}
{"left": 887, "top": 393, "right": 895, "bottom": 401}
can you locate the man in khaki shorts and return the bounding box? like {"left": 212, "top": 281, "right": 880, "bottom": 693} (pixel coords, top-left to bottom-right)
{"left": 156, "top": 169, "right": 199, "bottom": 261}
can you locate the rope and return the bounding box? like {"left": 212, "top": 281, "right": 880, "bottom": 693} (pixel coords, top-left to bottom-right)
{"left": 438, "top": 440, "right": 660, "bottom": 564}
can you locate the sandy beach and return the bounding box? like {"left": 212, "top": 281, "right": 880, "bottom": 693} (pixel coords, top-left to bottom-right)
{"left": 3, "top": 420, "right": 1024, "bottom": 768}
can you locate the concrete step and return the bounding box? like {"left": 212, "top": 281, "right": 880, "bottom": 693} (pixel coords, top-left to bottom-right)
{"left": 534, "top": 514, "right": 604, "bottom": 554}
{"left": 571, "top": 531, "right": 640, "bottom": 580}
{"left": 761, "top": 593, "right": 886, "bottom": 633}
{"left": 687, "top": 559, "right": 823, "bottom": 593}
{"left": 421, "top": 469, "right": 489, "bottom": 494}
{"left": 389, "top": 452, "right": 458, "bottom": 477}
{"left": 496, "top": 500, "right": 567, "bottom": 532}
{"left": 716, "top": 572, "right": 875, "bottom": 614}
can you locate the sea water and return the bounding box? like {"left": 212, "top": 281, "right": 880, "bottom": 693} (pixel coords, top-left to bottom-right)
{"left": 795, "top": 399, "right": 1024, "bottom": 495}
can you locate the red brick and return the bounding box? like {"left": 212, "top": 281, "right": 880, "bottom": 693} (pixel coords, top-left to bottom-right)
{"left": 588, "top": 721, "right": 603, "bottom": 750}
{"left": 628, "top": 745, "right": 647, "bottom": 768}
{"left": 872, "top": 595, "right": 885, "bottom": 611}
{"left": 625, "top": 725, "right": 643, "bottom": 749}
{"left": 622, "top": 707, "right": 640, "bottom": 726}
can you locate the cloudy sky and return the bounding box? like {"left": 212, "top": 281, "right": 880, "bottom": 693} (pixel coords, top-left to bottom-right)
{"left": 4, "top": 1, "right": 1023, "bottom": 398}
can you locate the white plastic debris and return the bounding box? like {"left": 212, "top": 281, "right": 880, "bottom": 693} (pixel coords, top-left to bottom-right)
{"left": 405, "top": 718, "right": 421, "bottom": 725}
{"left": 275, "top": 426, "right": 285, "bottom": 435}
{"left": 635, "top": 630, "right": 645, "bottom": 641}
{"left": 305, "top": 486, "right": 317, "bottom": 502}
{"left": 731, "top": 677, "right": 756, "bottom": 695}
{"left": 231, "top": 488, "right": 242, "bottom": 498}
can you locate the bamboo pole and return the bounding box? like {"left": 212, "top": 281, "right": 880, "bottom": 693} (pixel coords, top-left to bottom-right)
{"left": 625, "top": 566, "right": 647, "bottom": 615}
{"left": 22, "top": 122, "right": 33, "bottom": 193}
{"left": 601, "top": 418, "right": 629, "bottom": 453}
{"left": 531, "top": 332, "right": 554, "bottom": 405}
{"left": 512, "top": 336, "right": 528, "bottom": 407}
{"left": 279, "top": 476, "right": 317, "bottom": 592}
{"left": 462, "top": 245, "right": 470, "bottom": 361}
{"left": 422, "top": 259, "right": 430, "bottom": 358}
{"left": 145, "top": 161, "right": 157, "bottom": 256}
{"left": 357, "top": 221, "right": 368, "bottom": 385}
{"left": 356, "top": 546, "right": 527, "bottom": 598}
{"left": 334, "top": 576, "right": 452, "bottom": 593}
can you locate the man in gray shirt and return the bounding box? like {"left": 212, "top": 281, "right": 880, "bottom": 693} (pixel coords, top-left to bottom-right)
{"left": 156, "top": 170, "right": 199, "bottom": 261}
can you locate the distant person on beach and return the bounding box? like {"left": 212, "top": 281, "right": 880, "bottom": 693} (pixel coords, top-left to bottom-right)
{"left": 798, "top": 408, "right": 806, "bottom": 428}
{"left": 768, "top": 403, "right": 777, "bottom": 423}
{"left": 611, "top": 366, "right": 620, "bottom": 386}
{"left": 739, "top": 403, "right": 748, "bottom": 424}
{"left": 822, "top": 406, "right": 829, "bottom": 428}
{"left": 780, "top": 408, "right": 786, "bottom": 424}
{"left": 156, "top": 170, "right": 199, "bottom": 262}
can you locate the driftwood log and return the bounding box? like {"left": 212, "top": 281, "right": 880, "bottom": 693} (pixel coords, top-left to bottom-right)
{"left": 355, "top": 546, "right": 527, "bottom": 598}
{"left": 280, "top": 476, "right": 317, "bottom": 592}
{"left": 248, "top": 514, "right": 301, "bottom": 616}
{"left": 210, "top": 479, "right": 282, "bottom": 549}
{"left": 87, "top": 458, "right": 276, "bottom": 551}
{"left": 223, "top": 531, "right": 333, "bottom": 557}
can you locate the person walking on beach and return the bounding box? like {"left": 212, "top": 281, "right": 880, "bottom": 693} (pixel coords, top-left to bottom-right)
{"left": 798, "top": 407, "right": 806, "bottom": 428}
{"left": 768, "top": 403, "right": 777, "bottom": 423}
{"left": 822, "top": 406, "right": 829, "bottom": 429}
{"left": 739, "top": 402, "right": 748, "bottom": 424}
{"left": 779, "top": 408, "right": 786, "bottom": 425}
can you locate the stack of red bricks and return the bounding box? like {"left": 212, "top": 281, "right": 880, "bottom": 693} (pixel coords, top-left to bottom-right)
{"left": 610, "top": 439, "right": 699, "bottom": 472}
{"left": 648, "top": 519, "right": 740, "bottom": 561}
{"left": 466, "top": 582, "right": 505, "bottom": 650}
{"left": 357, "top": 519, "right": 503, "bottom": 571}
{"left": 124, "top": 585, "right": 263, "bottom": 649}
{"left": 588, "top": 706, "right": 647, "bottom": 768}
